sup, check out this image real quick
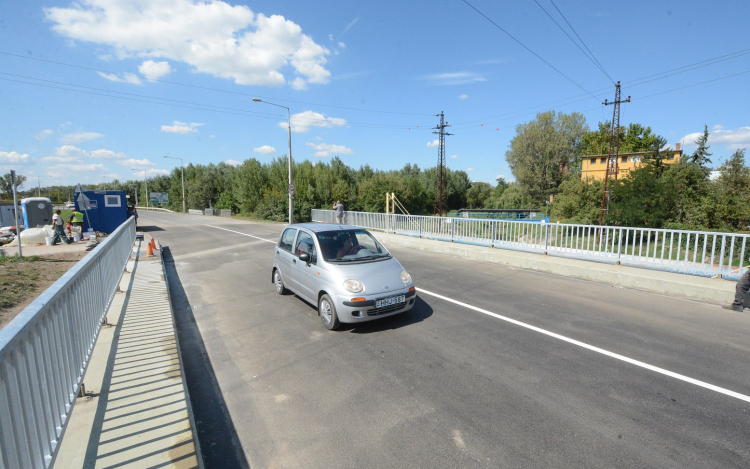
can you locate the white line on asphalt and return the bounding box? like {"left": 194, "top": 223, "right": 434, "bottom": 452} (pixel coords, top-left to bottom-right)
{"left": 204, "top": 225, "right": 276, "bottom": 244}
{"left": 417, "top": 287, "right": 750, "bottom": 404}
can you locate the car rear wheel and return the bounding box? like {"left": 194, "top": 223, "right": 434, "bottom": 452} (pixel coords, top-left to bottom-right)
{"left": 318, "top": 294, "right": 340, "bottom": 330}
{"left": 274, "top": 269, "right": 289, "bottom": 295}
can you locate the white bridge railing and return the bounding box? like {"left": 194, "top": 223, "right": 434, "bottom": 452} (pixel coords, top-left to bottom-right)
{"left": 0, "top": 217, "right": 136, "bottom": 469}
{"left": 311, "top": 210, "right": 749, "bottom": 281}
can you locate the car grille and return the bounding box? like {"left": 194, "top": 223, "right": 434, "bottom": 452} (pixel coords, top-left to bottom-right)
{"left": 367, "top": 302, "right": 406, "bottom": 316}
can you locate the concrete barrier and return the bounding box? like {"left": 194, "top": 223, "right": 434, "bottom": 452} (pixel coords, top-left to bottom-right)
{"left": 373, "top": 231, "right": 736, "bottom": 306}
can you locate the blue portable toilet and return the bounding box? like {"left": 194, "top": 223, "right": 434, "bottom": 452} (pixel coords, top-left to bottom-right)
{"left": 20, "top": 197, "right": 53, "bottom": 229}
{"left": 74, "top": 190, "right": 127, "bottom": 233}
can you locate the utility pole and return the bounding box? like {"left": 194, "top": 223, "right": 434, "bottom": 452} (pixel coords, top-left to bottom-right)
{"left": 433, "top": 111, "right": 452, "bottom": 217}
{"left": 598, "top": 81, "right": 630, "bottom": 225}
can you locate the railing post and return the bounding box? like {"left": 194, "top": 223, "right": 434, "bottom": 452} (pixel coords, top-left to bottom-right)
{"left": 543, "top": 222, "right": 549, "bottom": 255}
{"left": 617, "top": 229, "right": 623, "bottom": 264}
{"left": 419, "top": 217, "right": 423, "bottom": 238}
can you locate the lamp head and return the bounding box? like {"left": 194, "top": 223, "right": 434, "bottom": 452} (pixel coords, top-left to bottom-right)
{"left": 252, "top": 98, "right": 261, "bottom": 102}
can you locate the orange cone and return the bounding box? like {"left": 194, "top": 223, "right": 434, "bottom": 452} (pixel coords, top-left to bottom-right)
{"left": 146, "top": 242, "right": 154, "bottom": 257}
{"left": 149, "top": 238, "right": 156, "bottom": 250}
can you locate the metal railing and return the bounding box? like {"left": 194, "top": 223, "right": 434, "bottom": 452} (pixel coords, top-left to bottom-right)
{"left": 311, "top": 210, "right": 749, "bottom": 281}
{"left": 0, "top": 217, "right": 136, "bottom": 469}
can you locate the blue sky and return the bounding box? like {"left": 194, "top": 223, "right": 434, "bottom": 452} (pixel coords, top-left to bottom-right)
{"left": 1, "top": 0, "right": 749, "bottom": 189}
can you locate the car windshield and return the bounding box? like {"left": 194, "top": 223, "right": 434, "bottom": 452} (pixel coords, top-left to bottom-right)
{"left": 317, "top": 229, "right": 390, "bottom": 262}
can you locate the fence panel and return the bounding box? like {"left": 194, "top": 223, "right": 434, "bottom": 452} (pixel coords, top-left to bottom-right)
{"left": 312, "top": 210, "right": 749, "bottom": 280}
{"left": 0, "top": 217, "right": 136, "bottom": 469}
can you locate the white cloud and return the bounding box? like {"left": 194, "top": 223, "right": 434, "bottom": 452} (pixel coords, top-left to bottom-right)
{"left": 290, "top": 77, "right": 307, "bottom": 90}
{"left": 60, "top": 132, "right": 104, "bottom": 144}
{"left": 713, "top": 125, "right": 724, "bottom": 131}
{"left": 210, "top": 134, "right": 216, "bottom": 138}
{"left": 119, "top": 158, "right": 154, "bottom": 167}
{"left": 450, "top": 154, "right": 458, "bottom": 159}
{"left": 466, "top": 168, "right": 475, "bottom": 172}
{"left": 338, "top": 17, "right": 359, "bottom": 39}
{"left": 306, "top": 142, "right": 353, "bottom": 158}
{"left": 284, "top": 110, "right": 346, "bottom": 133}
{"left": 145, "top": 169, "right": 170, "bottom": 177}
{"left": 426, "top": 140, "right": 439, "bottom": 147}
{"left": 226, "top": 159, "right": 242, "bottom": 166}
{"left": 90, "top": 149, "right": 126, "bottom": 160}
{"left": 35, "top": 129, "right": 54, "bottom": 141}
{"left": 423, "top": 72, "right": 487, "bottom": 86}
{"left": 458, "top": 94, "right": 468, "bottom": 99}
{"left": 161, "top": 121, "right": 204, "bottom": 134}
{"left": 97, "top": 71, "right": 143, "bottom": 85}
{"left": 0, "top": 151, "right": 30, "bottom": 164}
{"left": 46, "top": 0, "right": 331, "bottom": 89}
{"left": 253, "top": 145, "right": 276, "bottom": 154}
{"left": 50, "top": 163, "right": 108, "bottom": 173}
{"left": 138, "top": 60, "right": 172, "bottom": 81}
{"left": 680, "top": 126, "right": 750, "bottom": 151}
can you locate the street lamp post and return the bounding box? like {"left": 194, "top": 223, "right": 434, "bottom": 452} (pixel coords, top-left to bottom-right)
{"left": 163, "top": 156, "right": 186, "bottom": 213}
{"left": 132, "top": 169, "right": 148, "bottom": 209}
{"left": 253, "top": 98, "right": 293, "bottom": 224}
{"left": 101, "top": 175, "right": 117, "bottom": 190}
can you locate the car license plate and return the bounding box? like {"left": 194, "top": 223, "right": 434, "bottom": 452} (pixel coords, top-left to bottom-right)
{"left": 376, "top": 295, "right": 405, "bottom": 308}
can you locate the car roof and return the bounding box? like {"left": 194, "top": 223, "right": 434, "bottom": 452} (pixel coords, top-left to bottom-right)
{"left": 286, "top": 223, "right": 365, "bottom": 233}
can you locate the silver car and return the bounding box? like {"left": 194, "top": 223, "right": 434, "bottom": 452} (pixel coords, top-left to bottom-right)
{"left": 272, "top": 223, "right": 416, "bottom": 330}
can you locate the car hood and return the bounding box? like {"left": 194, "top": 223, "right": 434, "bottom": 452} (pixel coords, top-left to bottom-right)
{"left": 331, "top": 257, "right": 408, "bottom": 296}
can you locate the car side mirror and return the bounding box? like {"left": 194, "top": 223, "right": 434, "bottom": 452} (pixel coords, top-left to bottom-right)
{"left": 298, "top": 252, "right": 311, "bottom": 264}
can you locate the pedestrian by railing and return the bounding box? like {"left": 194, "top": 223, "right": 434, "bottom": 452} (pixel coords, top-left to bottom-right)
{"left": 311, "top": 209, "right": 749, "bottom": 281}
{"left": 0, "top": 217, "right": 136, "bottom": 469}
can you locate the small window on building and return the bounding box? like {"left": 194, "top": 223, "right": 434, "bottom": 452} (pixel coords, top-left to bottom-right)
{"left": 104, "top": 195, "right": 121, "bottom": 207}
{"left": 632, "top": 156, "right": 641, "bottom": 163}
{"left": 600, "top": 158, "right": 606, "bottom": 164}
{"left": 589, "top": 158, "right": 596, "bottom": 165}
{"left": 621, "top": 156, "right": 628, "bottom": 163}
{"left": 667, "top": 154, "right": 674, "bottom": 160}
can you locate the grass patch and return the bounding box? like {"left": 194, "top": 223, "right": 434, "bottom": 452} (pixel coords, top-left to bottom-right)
{"left": 0, "top": 260, "right": 41, "bottom": 309}
{"left": 0, "top": 255, "right": 41, "bottom": 264}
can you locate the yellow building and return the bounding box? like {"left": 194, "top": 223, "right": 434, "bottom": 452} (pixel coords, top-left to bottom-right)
{"left": 581, "top": 143, "right": 683, "bottom": 182}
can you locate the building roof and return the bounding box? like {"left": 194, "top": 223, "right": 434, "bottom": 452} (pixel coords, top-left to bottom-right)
{"left": 583, "top": 149, "right": 682, "bottom": 158}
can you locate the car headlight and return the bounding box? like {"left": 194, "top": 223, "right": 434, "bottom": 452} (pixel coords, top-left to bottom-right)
{"left": 400, "top": 271, "right": 412, "bottom": 284}
{"left": 343, "top": 279, "right": 364, "bottom": 293}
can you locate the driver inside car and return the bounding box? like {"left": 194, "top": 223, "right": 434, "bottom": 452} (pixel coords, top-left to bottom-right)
{"left": 336, "top": 236, "right": 354, "bottom": 259}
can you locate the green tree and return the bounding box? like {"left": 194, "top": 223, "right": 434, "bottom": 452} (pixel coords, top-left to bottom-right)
{"left": 549, "top": 177, "right": 603, "bottom": 224}
{"left": 715, "top": 149, "right": 750, "bottom": 229}
{"left": 0, "top": 172, "right": 26, "bottom": 200}
{"left": 466, "top": 182, "right": 493, "bottom": 208}
{"left": 506, "top": 110, "right": 588, "bottom": 204}
{"left": 689, "top": 125, "right": 713, "bottom": 176}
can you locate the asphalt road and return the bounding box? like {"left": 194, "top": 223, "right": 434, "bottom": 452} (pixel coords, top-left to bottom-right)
{"left": 141, "top": 211, "right": 750, "bottom": 469}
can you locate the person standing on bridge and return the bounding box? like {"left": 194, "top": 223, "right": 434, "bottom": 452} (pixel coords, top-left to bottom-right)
{"left": 333, "top": 200, "right": 345, "bottom": 224}
{"left": 724, "top": 269, "right": 749, "bottom": 312}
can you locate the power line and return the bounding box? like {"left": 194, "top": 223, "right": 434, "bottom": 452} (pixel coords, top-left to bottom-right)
{"left": 532, "top": 0, "right": 614, "bottom": 83}
{"left": 0, "top": 51, "right": 434, "bottom": 117}
{"left": 547, "top": 0, "right": 614, "bottom": 84}
{"left": 0, "top": 76, "right": 425, "bottom": 129}
{"left": 460, "top": 0, "right": 601, "bottom": 102}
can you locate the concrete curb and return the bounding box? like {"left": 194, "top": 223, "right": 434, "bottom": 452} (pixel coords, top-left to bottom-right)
{"left": 373, "top": 232, "right": 736, "bottom": 306}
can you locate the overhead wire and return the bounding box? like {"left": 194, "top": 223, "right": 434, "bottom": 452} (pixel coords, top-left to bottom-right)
{"left": 460, "top": 0, "right": 602, "bottom": 102}
{"left": 532, "top": 0, "right": 614, "bottom": 84}
{"left": 547, "top": 0, "right": 614, "bottom": 84}
{"left": 0, "top": 51, "right": 434, "bottom": 117}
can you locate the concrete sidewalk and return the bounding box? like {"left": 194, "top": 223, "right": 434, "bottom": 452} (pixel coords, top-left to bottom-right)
{"left": 374, "top": 232, "right": 740, "bottom": 307}
{"left": 54, "top": 236, "right": 202, "bottom": 468}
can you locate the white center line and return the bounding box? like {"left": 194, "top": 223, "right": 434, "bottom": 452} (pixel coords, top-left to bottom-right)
{"left": 205, "top": 225, "right": 276, "bottom": 244}
{"left": 417, "top": 287, "right": 750, "bottom": 404}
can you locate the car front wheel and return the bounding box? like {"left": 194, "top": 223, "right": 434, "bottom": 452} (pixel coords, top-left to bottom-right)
{"left": 318, "top": 294, "right": 341, "bottom": 330}
{"left": 274, "top": 269, "right": 289, "bottom": 295}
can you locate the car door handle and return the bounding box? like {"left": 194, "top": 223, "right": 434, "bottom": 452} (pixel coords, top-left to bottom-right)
{"left": 292, "top": 259, "right": 296, "bottom": 264}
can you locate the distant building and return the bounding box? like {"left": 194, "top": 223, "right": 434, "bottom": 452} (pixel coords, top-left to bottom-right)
{"left": 580, "top": 143, "right": 683, "bottom": 182}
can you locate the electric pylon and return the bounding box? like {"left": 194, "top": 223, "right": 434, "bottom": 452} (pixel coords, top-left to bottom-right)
{"left": 598, "top": 81, "right": 630, "bottom": 225}
{"left": 433, "top": 111, "right": 452, "bottom": 217}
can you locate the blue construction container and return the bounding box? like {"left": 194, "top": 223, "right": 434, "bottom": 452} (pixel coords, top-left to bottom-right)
{"left": 20, "top": 197, "right": 53, "bottom": 229}
{"left": 74, "top": 190, "right": 127, "bottom": 233}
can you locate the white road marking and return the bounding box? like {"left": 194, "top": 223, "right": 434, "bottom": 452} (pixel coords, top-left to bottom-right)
{"left": 204, "top": 225, "right": 276, "bottom": 244}
{"left": 417, "top": 287, "right": 750, "bottom": 404}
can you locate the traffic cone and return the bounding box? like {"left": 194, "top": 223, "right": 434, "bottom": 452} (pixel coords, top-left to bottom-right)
{"left": 149, "top": 238, "right": 156, "bottom": 250}
{"left": 146, "top": 242, "right": 154, "bottom": 257}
